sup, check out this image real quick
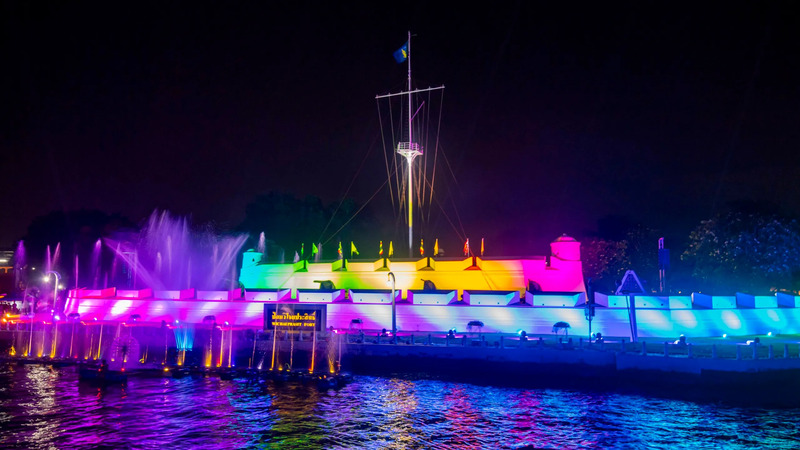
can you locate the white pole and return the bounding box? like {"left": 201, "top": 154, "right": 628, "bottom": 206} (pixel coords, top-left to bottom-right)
{"left": 311, "top": 327, "right": 317, "bottom": 374}
{"left": 407, "top": 30, "right": 412, "bottom": 145}
{"left": 389, "top": 272, "right": 397, "bottom": 337}
{"left": 228, "top": 328, "right": 233, "bottom": 368}
{"left": 406, "top": 30, "right": 413, "bottom": 258}
{"left": 407, "top": 157, "right": 413, "bottom": 257}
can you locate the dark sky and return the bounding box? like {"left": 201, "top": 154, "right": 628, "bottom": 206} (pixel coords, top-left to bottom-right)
{"left": 3, "top": 2, "right": 800, "bottom": 255}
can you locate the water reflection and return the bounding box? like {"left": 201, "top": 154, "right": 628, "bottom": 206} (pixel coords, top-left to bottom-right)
{"left": 1, "top": 364, "right": 799, "bottom": 449}
{"left": 377, "top": 379, "right": 420, "bottom": 449}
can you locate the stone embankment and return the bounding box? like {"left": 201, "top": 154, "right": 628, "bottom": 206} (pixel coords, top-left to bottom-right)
{"left": 341, "top": 332, "right": 800, "bottom": 405}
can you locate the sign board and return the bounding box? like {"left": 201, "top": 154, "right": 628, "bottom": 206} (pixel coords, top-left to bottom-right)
{"left": 263, "top": 303, "right": 327, "bottom": 332}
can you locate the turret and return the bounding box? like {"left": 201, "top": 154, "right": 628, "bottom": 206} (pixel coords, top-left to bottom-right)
{"left": 242, "top": 249, "right": 263, "bottom": 269}
{"left": 549, "top": 235, "right": 581, "bottom": 269}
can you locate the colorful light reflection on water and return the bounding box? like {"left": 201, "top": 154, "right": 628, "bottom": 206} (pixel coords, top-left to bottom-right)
{"left": 1, "top": 364, "right": 798, "bottom": 449}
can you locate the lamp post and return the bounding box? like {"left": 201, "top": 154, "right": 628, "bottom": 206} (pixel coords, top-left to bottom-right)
{"left": 387, "top": 272, "right": 396, "bottom": 341}
{"left": 51, "top": 314, "right": 59, "bottom": 359}
{"left": 44, "top": 271, "right": 62, "bottom": 313}
{"left": 44, "top": 271, "right": 62, "bottom": 359}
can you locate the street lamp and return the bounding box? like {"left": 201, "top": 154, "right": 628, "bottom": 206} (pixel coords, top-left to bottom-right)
{"left": 43, "top": 271, "right": 62, "bottom": 313}
{"left": 387, "top": 272, "right": 396, "bottom": 341}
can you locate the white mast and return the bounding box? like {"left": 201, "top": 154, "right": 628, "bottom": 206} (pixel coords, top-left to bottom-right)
{"left": 376, "top": 32, "right": 444, "bottom": 258}
{"left": 396, "top": 31, "right": 421, "bottom": 258}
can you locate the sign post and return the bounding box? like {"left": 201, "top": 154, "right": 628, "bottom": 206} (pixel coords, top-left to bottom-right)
{"left": 264, "top": 304, "right": 326, "bottom": 372}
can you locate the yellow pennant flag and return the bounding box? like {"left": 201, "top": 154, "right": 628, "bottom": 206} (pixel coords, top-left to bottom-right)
{"left": 420, "top": 238, "right": 424, "bottom": 256}
{"left": 379, "top": 240, "right": 383, "bottom": 256}
{"left": 481, "top": 238, "right": 485, "bottom": 256}
{"left": 351, "top": 241, "right": 359, "bottom": 256}
{"left": 434, "top": 239, "right": 439, "bottom": 257}
{"left": 389, "top": 241, "right": 394, "bottom": 257}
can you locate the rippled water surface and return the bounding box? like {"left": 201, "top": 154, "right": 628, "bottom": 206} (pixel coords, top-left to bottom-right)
{"left": 1, "top": 364, "right": 799, "bottom": 449}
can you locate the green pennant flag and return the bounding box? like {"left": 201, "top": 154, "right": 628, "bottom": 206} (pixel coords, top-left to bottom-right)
{"left": 351, "top": 241, "right": 359, "bottom": 256}
{"left": 312, "top": 243, "right": 318, "bottom": 255}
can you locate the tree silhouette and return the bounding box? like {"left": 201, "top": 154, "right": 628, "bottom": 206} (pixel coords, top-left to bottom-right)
{"left": 18, "top": 209, "right": 135, "bottom": 290}
{"left": 682, "top": 210, "right": 800, "bottom": 294}
{"left": 237, "top": 191, "right": 380, "bottom": 260}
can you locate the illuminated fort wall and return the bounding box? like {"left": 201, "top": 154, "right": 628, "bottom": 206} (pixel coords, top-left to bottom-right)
{"left": 63, "top": 288, "right": 800, "bottom": 338}
{"left": 60, "top": 234, "right": 800, "bottom": 338}
{"left": 237, "top": 235, "right": 585, "bottom": 296}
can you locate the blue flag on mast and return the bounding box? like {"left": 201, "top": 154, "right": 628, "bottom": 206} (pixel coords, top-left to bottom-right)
{"left": 393, "top": 42, "right": 408, "bottom": 63}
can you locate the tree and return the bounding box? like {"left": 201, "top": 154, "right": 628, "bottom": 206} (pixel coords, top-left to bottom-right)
{"left": 682, "top": 211, "right": 800, "bottom": 293}
{"left": 582, "top": 225, "right": 660, "bottom": 293}
{"left": 18, "top": 209, "right": 135, "bottom": 291}
{"left": 237, "top": 191, "right": 380, "bottom": 260}
{"left": 581, "top": 238, "right": 629, "bottom": 292}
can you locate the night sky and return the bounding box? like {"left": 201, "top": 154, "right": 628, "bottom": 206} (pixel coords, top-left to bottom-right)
{"left": 3, "top": 2, "right": 799, "bottom": 255}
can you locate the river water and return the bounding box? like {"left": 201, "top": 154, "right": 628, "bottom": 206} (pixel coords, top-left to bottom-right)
{"left": 1, "top": 364, "right": 798, "bottom": 449}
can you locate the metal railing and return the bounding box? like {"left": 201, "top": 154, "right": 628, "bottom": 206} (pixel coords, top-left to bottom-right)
{"left": 340, "top": 330, "right": 800, "bottom": 360}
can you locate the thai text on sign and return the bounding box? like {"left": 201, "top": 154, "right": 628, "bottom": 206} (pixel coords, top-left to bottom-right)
{"left": 271, "top": 311, "right": 317, "bottom": 328}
